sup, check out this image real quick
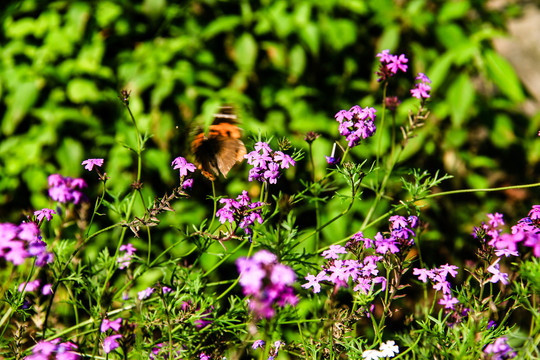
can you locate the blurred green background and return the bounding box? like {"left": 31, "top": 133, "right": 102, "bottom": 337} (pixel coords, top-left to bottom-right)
{"left": 1, "top": 0, "right": 539, "bottom": 265}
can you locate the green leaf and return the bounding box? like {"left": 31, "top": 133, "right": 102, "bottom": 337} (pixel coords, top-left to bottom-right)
{"left": 490, "top": 113, "right": 516, "bottom": 149}
{"left": 66, "top": 78, "right": 101, "bottom": 104}
{"left": 446, "top": 73, "right": 475, "bottom": 127}
{"left": 299, "top": 23, "right": 319, "bottom": 55}
{"left": 2, "top": 80, "right": 40, "bottom": 135}
{"left": 289, "top": 44, "right": 306, "bottom": 80}
{"left": 233, "top": 32, "right": 258, "bottom": 73}
{"left": 203, "top": 16, "right": 242, "bottom": 39}
{"left": 484, "top": 49, "right": 526, "bottom": 103}
{"left": 438, "top": 1, "right": 470, "bottom": 22}
{"left": 56, "top": 137, "right": 84, "bottom": 176}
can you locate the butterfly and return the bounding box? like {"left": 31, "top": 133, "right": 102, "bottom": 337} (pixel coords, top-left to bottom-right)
{"left": 191, "top": 106, "right": 247, "bottom": 181}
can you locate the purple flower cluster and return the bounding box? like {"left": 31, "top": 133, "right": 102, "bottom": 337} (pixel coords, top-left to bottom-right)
{"left": 477, "top": 206, "right": 540, "bottom": 258}
{"left": 236, "top": 250, "right": 298, "bottom": 319}
{"left": 413, "top": 264, "right": 460, "bottom": 310}
{"left": 117, "top": 243, "right": 137, "bottom": 269}
{"left": 101, "top": 317, "right": 124, "bottom": 354}
{"left": 26, "top": 339, "right": 79, "bottom": 360}
{"left": 377, "top": 50, "right": 408, "bottom": 74}
{"left": 303, "top": 245, "right": 386, "bottom": 296}
{"left": 251, "top": 340, "right": 286, "bottom": 359}
{"left": 304, "top": 216, "right": 419, "bottom": 296}
{"left": 215, "top": 190, "right": 264, "bottom": 236}
{"left": 349, "top": 215, "right": 419, "bottom": 254}
{"left": 245, "top": 142, "right": 295, "bottom": 184}
{"left": 334, "top": 105, "right": 377, "bottom": 148}
{"left": 0, "top": 221, "right": 53, "bottom": 266}
{"left": 172, "top": 156, "right": 196, "bottom": 189}
{"left": 48, "top": 174, "right": 88, "bottom": 204}
{"left": 19, "top": 279, "right": 52, "bottom": 296}
{"left": 410, "top": 73, "right": 432, "bottom": 100}
{"left": 376, "top": 49, "right": 408, "bottom": 82}
{"left": 484, "top": 336, "right": 516, "bottom": 359}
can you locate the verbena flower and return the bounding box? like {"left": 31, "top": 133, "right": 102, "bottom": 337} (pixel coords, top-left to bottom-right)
{"left": 101, "top": 318, "right": 122, "bottom": 333}
{"left": 48, "top": 174, "right": 88, "bottom": 204}
{"left": 413, "top": 264, "right": 459, "bottom": 309}
{"left": 137, "top": 287, "right": 154, "bottom": 300}
{"left": 26, "top": 339, "right": 79, "bottom": 360}
{"left": 103, "top": 334, "right": 122, "bottom": 354}
{"left": 245, "top": 142, "right": 295, "bottom": 184}
{"left": 487, "top": 259, "right": 509, "bottom": 285}
{"left": 411, "top": 73, "right": 432, "bottom": 99}
{"left": 118, "top": 243, "right": 137, "bottom": 269}
{"left": 334, "top": 105, "right": 377, "bottom": 148}
{"left": 362, "top": 340, "right": 400, "bottom": 359}
{"left": 236, "top": 250, "right": 297, "bottom": 319}
{"left": 0, "top": 221, "right": 53, "bottom": 267}
{"left": 483, "top": 336, "right": 516, "bottom": 359}
{"left": 34, "top": 208, "right": 56, "bottom": 222}
{"left": 215, "top": 190, "right": 264, "bottom": 237}
{"left": 478, "top": 207, "right": 540, "bottom": 257}
{"left": 172, "top": 156, "right": 196, "bottom": 177}
{"left": 376, "top": 50, "right": 408, "bottom": 82}
{"left": 82, "top": 158, "right": 104, "bottom": 171}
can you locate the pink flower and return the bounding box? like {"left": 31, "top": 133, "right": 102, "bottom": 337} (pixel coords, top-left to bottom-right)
{"left": 82, "top": 158, "right": 104, "bottom": 171}
{"left": 103, "top": 334, "right": 122, "bottom": 354}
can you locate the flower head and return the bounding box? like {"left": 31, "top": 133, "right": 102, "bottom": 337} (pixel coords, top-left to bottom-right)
{"left": 48, "top": 174, "right": 88, "bottom": 204}
{"left": 82, "top": 158, "right": 104, "bottom": 171}
{"left": 236, "top": 250, "right": 297, "bottom": 319}
{"left": 172, "top": 156, "right": 197, "bottom": 177}
{"left": 334, "top": 105, "right": 377, "bottom": 148}
{"left": 245, "top": 142, "right": 295, "bottom": 184}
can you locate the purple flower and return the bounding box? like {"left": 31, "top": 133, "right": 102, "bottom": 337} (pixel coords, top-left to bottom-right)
{"left": 411, "top": 74, "right": 432, "bottom": 99}
{"left": 138, "top": 287, "right": 154, "bottom": 300}
{"left": 244, "top": 142, "right": 295, "bottom": 184}
{"left": 439, "top": 295, "right": 459, "bottom": 309}
{"left": 18, "top": 279, "right": 41, "bottom": 292}
{"left": 388, "top": 54, "right": 409, "bottom": 74}
{"left": 487, "top": 213, "right": 505, "bottom": 227}
{"left": 172, "top": 156, "right": 196, "bottom": 177}
{"left": 322, "top": 244, "right": 348, "bottom": 260}
{"left": 118, "top": 243, "right": 136, "bottom": 269}
{"left": 182, "top": 178, "right": 193, "bottom": 190}
{"left": 215, "top": 191, "right": 264, "bottom": 236}
{"left": 236, "top": 250, "right": 297, "bottom": 319}
{"left": 103, "top": 334, "right": 122, "bottom": 354}
{"left": 302, "top": 271, "right": 328, "bottom": 293}
{"left": 484, "top": 337, "right": 516, "bottom": 359}
{"left": 334, "top": 105, "right": 377, "bottom": 148}
{"left": 376, "top": 49, "right": 393, "bottom": 63}
{"left": 528, "top": 205, "right": 540, "bottom": 220}
{"left": 413, "top": 268, "right": 433, "bottom": 283}
{"left": 42, "top": 284, "right": 53, "bottom": 296}
{"left": 119, "top": 243, "right": 136, "bottom": 255}
{"left": 34, "top": 208, "right": 56, "bottom": 222}
{"left": 27, "top": 340, "right": 79, "bottom": 360}
{"left": 487, "top": 259, "right": 509, "bottom": 285}
{"left": 82, "top": 158, "right": 104, "bottom": 171}
{"left": 101, "top": 318, "right": 122, "bottom": 333}
{"left": 48, "top": 174, "right": 88, "bottom": 204}
{"left": 252, "top": 340, "right": 265, "bottom": 350}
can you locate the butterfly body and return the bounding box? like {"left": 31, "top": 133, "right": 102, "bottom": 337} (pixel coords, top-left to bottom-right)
{"left": 191, "top": 108, "right": 246, "bottom": 181}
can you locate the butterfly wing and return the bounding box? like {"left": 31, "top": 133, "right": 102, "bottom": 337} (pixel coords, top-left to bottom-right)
{"left": 191, "top": 107, "right": 246, "bottom": 180}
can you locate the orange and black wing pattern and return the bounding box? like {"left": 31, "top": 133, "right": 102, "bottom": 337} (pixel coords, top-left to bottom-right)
{"left": 191, "top": 107, "right": 247, "bottom": 181}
